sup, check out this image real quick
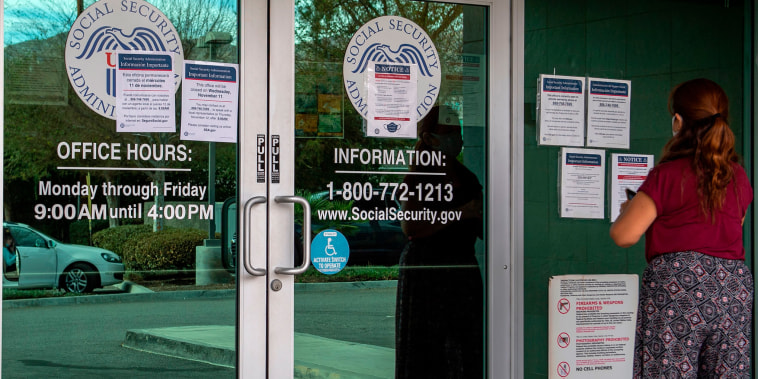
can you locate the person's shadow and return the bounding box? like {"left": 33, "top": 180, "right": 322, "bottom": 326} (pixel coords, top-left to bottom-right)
{"left": 395, "top": 105, "right": 484, "bottom": 379}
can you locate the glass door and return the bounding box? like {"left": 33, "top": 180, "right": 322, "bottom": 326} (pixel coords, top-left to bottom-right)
{"left": 3, "top": 0, "right": 243, "bottom": 377}
{"left": 251, "top": 0, "right": 514, "bottom": 377}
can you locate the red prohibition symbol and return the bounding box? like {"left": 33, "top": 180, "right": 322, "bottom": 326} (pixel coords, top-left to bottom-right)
{"left": 558, "top": 298, "right": 570, "bottom": 314}
{"left": 557, "top": 332, "right": 570, "bottom": 348}
{"left": 558, "top": 362, "right": 571, "bottom": 377}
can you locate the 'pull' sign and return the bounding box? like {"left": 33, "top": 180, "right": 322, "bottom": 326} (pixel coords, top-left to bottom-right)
{"left": 256, "top": 134, "right": 266, "bottom": 183}
{"left": 271, "top": 135, "right": 280, "bottom": 184}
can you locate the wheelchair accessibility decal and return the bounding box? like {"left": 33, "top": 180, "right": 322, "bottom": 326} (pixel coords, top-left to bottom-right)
{"left": 311, "top": 230, "right": 350, "bottom": 275}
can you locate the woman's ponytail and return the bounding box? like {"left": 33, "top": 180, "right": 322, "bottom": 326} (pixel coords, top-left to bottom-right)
{"left": 662, "top": 79, "right": 739, "bottom": 220}
{"left": 693, "top": 114, "right": 737, "bottom": 217}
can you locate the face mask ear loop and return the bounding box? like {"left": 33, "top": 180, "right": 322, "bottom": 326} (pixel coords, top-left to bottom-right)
{"left": 672, "top": 114, "right": 681, "bottom": 136}
{"left": 672, "top": 118, "right": 676, "bottom": 136}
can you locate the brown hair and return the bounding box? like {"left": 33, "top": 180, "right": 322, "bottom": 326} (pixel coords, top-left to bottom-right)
{"left": 661, "top": 78, "right": 738, "bottom": 218}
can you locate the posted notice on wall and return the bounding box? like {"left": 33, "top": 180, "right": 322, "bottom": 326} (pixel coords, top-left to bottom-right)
{"left": 446, "top": 54, "right": 486, "bottom": 127}
{"left": 586, "top": 78, "right": 632, "bottom": 149}
{"left": 537, "top": 74, "right": 585, "bottom": 146}
{"left": 610, "top": 154, "right": 654, "bottom": 221}
{"left": 560, "top": 147, "right": 605, "bottom": 219}
{"left": 548, "top": 275, "right": 638, "bottom": 379}
{"left": 116, "top": 51, "right": 175, "bottom": 133}
{"left": 366, "top": 62, "right": 418, "bottom": 139}
{"left": 180, "top": 60, "right": 239, "bottom": 143}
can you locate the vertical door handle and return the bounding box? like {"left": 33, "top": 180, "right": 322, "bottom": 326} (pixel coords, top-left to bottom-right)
{"left": 273, "top": 195, "right": 311, "bottom": 275}
{"left": 242, "top": 196, "right": 267, "bottom": 276}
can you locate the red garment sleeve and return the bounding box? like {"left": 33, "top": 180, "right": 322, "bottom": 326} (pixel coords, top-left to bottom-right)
{"left": 637, "top": 164, "right": 665, "bottom": 216}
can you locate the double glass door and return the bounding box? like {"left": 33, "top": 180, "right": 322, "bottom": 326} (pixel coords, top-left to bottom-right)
{"left": 4, "top": 0, "right": 510, "bottom": 377}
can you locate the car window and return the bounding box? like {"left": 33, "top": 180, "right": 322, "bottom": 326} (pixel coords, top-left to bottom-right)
{"left": 9, "top": 227, "right": 45, "bottom": 248}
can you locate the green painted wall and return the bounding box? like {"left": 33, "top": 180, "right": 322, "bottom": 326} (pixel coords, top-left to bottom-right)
{"left": 523, "top": 1, "right": 749, "bottom": 377}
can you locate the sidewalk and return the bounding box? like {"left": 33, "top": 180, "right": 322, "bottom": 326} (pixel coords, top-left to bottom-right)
{"left": 123, "top": 326, "right": 395, "bottom": 379}
{"left": 118, "top": 281, "right": 396, "bottom": 378}
{"left": 4, "top": 281, "right": 396, "bottom": 378}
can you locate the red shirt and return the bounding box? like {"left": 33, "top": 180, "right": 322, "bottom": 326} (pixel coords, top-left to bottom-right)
{"left": 638, "top": 158, "right": 753, "bottom": 262}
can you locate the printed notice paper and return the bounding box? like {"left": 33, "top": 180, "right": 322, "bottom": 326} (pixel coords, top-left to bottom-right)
{"left": 180, "top": 60, "right": 239, "bottom": 143}
{"left": 366, "top": 62, "right": 418, "bottom": 139}
{"left": 610, "top": 154, "right": 654, "bottom": 221}
{"left": 446, "top": 54, "right": 486, "bottom": 127}
{"left": 587, "top": 78, "right": 632, "bottom": 149}
{"left": 548, "top": 275, "right": 638, "bottom": 379}
{"left": 538, "top": 74, "right": 586, "bottom": 146}
{"left": 116, "top": 51, "right": 175, "bottom": 133}
{"left": 560, "top": 147, "right": 605, "bottom": 219}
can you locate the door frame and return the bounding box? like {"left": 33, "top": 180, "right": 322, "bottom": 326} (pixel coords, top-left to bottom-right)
{"left": 239, "top": 0, "right": 526, "bottom": 378}
{"left": 1, "top": 0, "right": 6, "bottom": 364}
{"left": 238, "top": 0, "right": 270, "bottom": 378}
{"left": 0, "top": 0, "right": 525, "bottom": 376}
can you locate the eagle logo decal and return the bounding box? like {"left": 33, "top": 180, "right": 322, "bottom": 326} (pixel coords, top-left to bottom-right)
{"left": 75, "top": 26, "right": 169, "bottom": 60}
{"left": 64, "top": 0, "right": 184, "bottom": 120}
{"left": 352, "top": 43, "right": 436, "bottom": 78}
{"left": 343, "top": 16, "right": 441, "bottom": 124}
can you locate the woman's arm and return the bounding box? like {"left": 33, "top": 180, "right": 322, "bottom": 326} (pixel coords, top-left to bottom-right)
{"left": 609, "top": 191, "right": 658, "bottom": 248}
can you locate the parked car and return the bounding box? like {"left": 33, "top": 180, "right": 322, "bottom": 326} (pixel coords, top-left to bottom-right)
{"left": 3, "top": 222, "right": 124, "bottom": 293}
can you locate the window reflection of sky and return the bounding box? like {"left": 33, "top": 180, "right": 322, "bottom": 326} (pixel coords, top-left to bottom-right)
{"left": 4, "top": 0, "right": 87, "bottom": 46}
{"left": 4, "top": 0, "right": 238, "bottom": 46}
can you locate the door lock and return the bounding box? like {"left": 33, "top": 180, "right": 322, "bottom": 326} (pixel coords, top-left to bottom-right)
{"left": 270, "top": 279, "right": 283, "bottom": 291}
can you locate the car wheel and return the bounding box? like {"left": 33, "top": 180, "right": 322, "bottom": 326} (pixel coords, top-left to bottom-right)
{"left": 61, "top": 263, "right": 98, "bottom": 293}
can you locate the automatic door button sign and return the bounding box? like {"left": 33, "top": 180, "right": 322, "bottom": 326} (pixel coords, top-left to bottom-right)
{"left": 311, "top": 230, "right": 350, "bottom": 275}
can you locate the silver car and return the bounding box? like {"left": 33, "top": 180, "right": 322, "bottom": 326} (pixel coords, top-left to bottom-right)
{"left": 3, "top": 222, "right": 124, "bottom": 293}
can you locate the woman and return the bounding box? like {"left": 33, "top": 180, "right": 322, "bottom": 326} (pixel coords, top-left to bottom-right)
{"left": 3, "top": 228, "right": 18, "bottom": 277}
{"left": 395, "top": 105, "right": 484, "bottom": 379}
{"left": 610, "top": 78, "right": 753, "bottom": 377}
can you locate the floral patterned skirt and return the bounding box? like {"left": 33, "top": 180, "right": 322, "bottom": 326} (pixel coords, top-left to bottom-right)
{"left": 634, "top": 251, "right": 753, "bottom": 378}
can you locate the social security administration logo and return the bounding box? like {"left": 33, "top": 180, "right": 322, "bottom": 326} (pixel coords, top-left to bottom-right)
{"left": 65, "top": 0, "right": 184, "bottom": 120}
{"left": 343, "top": 16, "right": 441, "bottom": 122}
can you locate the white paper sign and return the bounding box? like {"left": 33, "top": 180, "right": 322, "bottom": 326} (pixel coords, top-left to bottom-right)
{"left": 560, "top": 148, "right": 605, "bottom": 219}
{"left": 538, "top": 74, "right": 586, "bottom": 146}
{"left": 116, "top": 51, "right": 175, "bottom": 133}
{"left": 549, "top": 275, "right": 638, "bottom": 379}
{"left": 587, "top": 78, "right": 632, "bottom": 149}
{"left": 446, "top": 54, "right": 486, "bottom": 127}
{"left": 180, "top": 60, "right": 239, "bottom": 143}
{"left": 366, "top": 62, "right": 418, "bottom": 138}
{"left": 610, "top": 154, "right": 654, "bottom": 221}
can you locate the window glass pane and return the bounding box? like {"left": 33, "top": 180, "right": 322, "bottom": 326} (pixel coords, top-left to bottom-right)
{"left": 293, "top": 1, "right": 489, "bottom": 377}
{"left": 3, "top": 1, "right": 238, "bottom": 376}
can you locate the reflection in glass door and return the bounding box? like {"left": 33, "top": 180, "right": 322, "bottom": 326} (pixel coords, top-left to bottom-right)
{"left": 267, "top": 0, "right": 491, "bottom": 377}
{"left": 3, "top": 0, "right": 239, "bottom": 377}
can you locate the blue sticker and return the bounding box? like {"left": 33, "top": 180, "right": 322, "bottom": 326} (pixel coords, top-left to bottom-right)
{"left": 311, "top": 229, "right": 350, "bottom": 275}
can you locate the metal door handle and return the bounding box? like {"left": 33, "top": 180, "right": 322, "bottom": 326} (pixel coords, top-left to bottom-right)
{"left": 273, "top": 195, "right": 311, "bottom": 275}
{"left": 242, "top": 196, "right": 267, "bottom": 276}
